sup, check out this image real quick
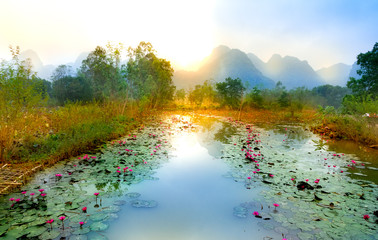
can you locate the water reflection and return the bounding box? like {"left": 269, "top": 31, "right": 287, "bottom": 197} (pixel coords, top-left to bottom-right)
{"left": 106, "top": 117, "right": 282, "bottom": 240}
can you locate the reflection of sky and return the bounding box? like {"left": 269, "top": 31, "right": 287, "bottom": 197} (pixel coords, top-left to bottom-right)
{"left": 106, "top": 119, "right": 282, "bottom": 240}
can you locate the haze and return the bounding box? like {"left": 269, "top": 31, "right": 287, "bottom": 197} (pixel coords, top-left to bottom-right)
{"left": 0, "top": 0, "right": 377, "bottom": 70}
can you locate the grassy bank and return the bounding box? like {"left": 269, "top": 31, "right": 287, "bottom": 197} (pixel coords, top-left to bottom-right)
{"left": 0, "top": 101, "right": 148, "bottom": 165}
{"left": 312, "top": 113, "right": 378, "bottom": 147}
{"left": 182, "top": 107, "right": 378, "bottom": 147}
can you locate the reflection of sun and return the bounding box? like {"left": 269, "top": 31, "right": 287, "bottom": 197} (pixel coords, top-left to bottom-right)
{"left": 173, "top": 135, "right": 197, "bottom": 155}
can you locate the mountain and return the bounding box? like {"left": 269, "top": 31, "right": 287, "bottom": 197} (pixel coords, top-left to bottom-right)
{"left": 71, "top": 52, "right": 89, "bottom": 71}
{"left": 19, "top": 50, "right": 55, "bottom": 80}
{"left": 349, "top": 61, "right": 361, "bottom": 80}
{"left": 258, "top": 54, "right": 325, "bottom": 89}
{"left": 173, "top": 46, "right": 275, "bottom": 90}
{"left": 316, "top": 63, "right": 352, "bottom": 86}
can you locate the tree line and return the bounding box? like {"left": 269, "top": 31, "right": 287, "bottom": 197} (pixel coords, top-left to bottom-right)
{"left": 1, "top": 42, "right": 376, "bottom": 115}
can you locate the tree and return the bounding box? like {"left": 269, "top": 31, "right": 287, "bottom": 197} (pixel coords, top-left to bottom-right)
{"left": 347, "top": 42, "right": 378, "bottom": 99}
{"left": 0, "top": 46, "right": 46, "bottom": 117}
{"left": 278, "top": 91, "right": 290, "bottom": 108}
{"left": 247, "top": 86, "right": 264, "bottom": 108}
{"left": 188, "top": 85, "right": 204, "bottom": 106}
{"left": 124, "top": 41, "right": 175, "bottom": 108}
{"left": 80, "top": 44, "right": 124, "bottom": 101}
{"left": 52, "top": 76, "right": 92, "bottom": 105}
{"left": 175, "top": 89, "right": 186, "bottom": 102}
{"left": 215, "top": 77, "right": 246, "bottom": 109}
{"left": 0, "top": 46, "right": 47, "bottom": 161}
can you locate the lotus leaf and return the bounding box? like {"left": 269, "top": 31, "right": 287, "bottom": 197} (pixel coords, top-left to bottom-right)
{"left": 90, "top": 222, "right": 108, "bottom": 231}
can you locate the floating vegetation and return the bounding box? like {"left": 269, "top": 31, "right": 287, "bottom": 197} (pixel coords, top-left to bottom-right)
{"left": 0, "top": 117, "right": 175, "bottom": 239}
{"left": 0, "top": 114, "right": 376, "bottom": 239}
{"left": 220, "top": 118, "right": 377, "bottom": 239}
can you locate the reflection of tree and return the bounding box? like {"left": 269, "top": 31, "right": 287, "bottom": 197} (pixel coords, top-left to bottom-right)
{"left": 196, "top": 117, "right": 217, "bottom": 133}
{"left": 273, "top": 127, "right": 311, "bottom": 142}
{"left": 213, "top": 122, "right": 237, "bottom": 144}
{"left": 95, "top": 182, "right": 108, "bottom": 190}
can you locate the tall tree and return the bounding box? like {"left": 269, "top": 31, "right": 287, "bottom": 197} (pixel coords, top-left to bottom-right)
{"left": 347, "top": 42, "right": 378, "bottom": 99}
{"left": 124, "top": 41, "right": 175, "bottom": 108}
{"left": 80, "top": 44, "right": 124, "bottom": 101}
{"left": 215, "top": 77, "right": 246, "bottom": 109}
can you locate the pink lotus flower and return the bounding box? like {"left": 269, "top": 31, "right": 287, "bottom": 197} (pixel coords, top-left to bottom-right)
{"left": 116, "top": 170, "right": 121, "bottom": 173}
{"left": 15, "top": 198, "right": 20, "bottom": 202}
{"left": 38, "top": 189, "right": 44, "bottom": 193}
{"left": 129, "top": 169, "right": 133, "bottom": 172}
{"left": 247, "top": 177, "right": 251, "bottom": 179}
{"left": 55, "top": 174, "right": 62, "bottom": 177}
{"left": 340, "top": 170, "right": 344, "bottom": 173}
{"left": 94, "top": 193, "right": 99, "bottom": 196}
{"left": 363, "top": 214, "right": 370, "bottom": 220}
{"left": 273, "top": 203, "right": 279, "bottom": 207}
{"left": 82, "top": 207, "right": 87, "bottom": 213}
{"left": 305, "top": 179, "right": 309, "bottom": 182}
{"left": 21, "top": 191, "right": 27, "bottom": 194}
{"left": 46, "top": 219, "right": 54, "bottom": 230}
{"left": 30, "top": 193, "right": 35, "bottom": 196}
{"left": 253, "top": 211, "right": 259, "bottom": 216}
{"left": 79, "top": 221, "right": 84, "bottom": 226}
{"left": 9, "top": 198, "right": 14, "bottom": 201}
{"left": 41, "top": 193, "right": 47, "bottom": 197}
{"left": 59, "top": 216, "right": 66, "bottom": 230}
{"left": 290, "top": 178, "right": 295, "bottom": 181}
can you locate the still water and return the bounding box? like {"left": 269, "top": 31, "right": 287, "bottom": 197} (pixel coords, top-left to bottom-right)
{"left": 106, "top": 118, "right": 281, "bottom": 240}
{"left": 0, "top": 114, "right": 376, "bottom": 240}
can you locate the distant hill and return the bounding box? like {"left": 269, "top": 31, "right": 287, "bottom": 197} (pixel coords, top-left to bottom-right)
{"left": 248, "top": 53, "right": 325, "bottom": 89}
{"left": 349, "top": 61, "right": 361, "bottom": 80}
{"left": 173, "top": 46, "right": 275, "bottom": 90}
{"left": 316, "top": 63, "right": 352, "bottom": 87}
{"left": 19, "top": 49, "right": 55, "bottom": 80}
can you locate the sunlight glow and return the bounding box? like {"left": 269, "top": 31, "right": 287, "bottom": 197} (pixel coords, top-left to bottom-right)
{"left": 0, "top": 0, "right": 216, "bottom": 70}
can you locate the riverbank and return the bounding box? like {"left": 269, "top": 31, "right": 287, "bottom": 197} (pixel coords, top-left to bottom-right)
{"left": 0, "top": 102, "right": 155, "bottom": 194}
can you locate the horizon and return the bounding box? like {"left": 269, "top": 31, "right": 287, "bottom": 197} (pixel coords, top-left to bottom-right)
{"left": 1, "top": 0, "right": 377, "bottom": 71}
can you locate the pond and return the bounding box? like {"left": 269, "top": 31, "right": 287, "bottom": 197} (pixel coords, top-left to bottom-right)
{"left": 0, "top": 114, "right": 376, "bottom": 240}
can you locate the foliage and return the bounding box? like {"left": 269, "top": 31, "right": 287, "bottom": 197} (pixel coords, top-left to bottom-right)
{"left": 52, "top": 75, "right": 92, "bottom": 105}
{"left": 342, "top": 94, "right": 378, "bottom": 115}
{"left": 246, "top": 87, "right": 263, "bottom": 108}
{"left": 175, "top": 89, "right": 186, "bottom": 101}
{"left": 124, "top": 41, "right": 175, "bottom": 108}
{"left": 0, "top": 46, "right": 48, "bottom": 161}
{"left": 188, "top": 85, "right": 204, "bottom": 106}
{"left": 187, "top": 80, "right": 217, "bottom": 107}
{"left": 80, "top": 44, "right": 124, "bottom": 101}
{"left": 347, "top": 42, "right": 378, "bottom": 100}
{"left": 216, "top": 77, "right": 245, "bottom": 109}
{"left": 312, "top": 85, "right": 350, "bottom": 108}
{"left": 1, "top": 101, "right": 141, "bottom": 163}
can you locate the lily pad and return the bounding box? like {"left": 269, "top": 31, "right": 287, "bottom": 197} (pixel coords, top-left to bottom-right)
{"left": 39, "top": 230, "right": 60, "bottom": 240}
{"left": 26, "top": 226, "right": 47, "bottom": 237}
{"left": 70, "top": 235, "right": 88, "bottom": 240}
{"left": 125, "top": 192, "right": 141, "bottom": 198}
{"left": 113, "top": 200, "right": 127, "bottom": 206}
{"left": 131, "top": 200, "right": 158, "bottom": 208}
{"left": 90, "top": 222, "right": 108, "bottom": 231}
{"left": 72, "top": 227, "right": 90, "bottom": 235}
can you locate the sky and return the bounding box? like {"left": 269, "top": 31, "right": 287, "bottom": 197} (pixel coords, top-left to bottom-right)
{"left": 0, "top": 0, "right": 377, "bottom": 71}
